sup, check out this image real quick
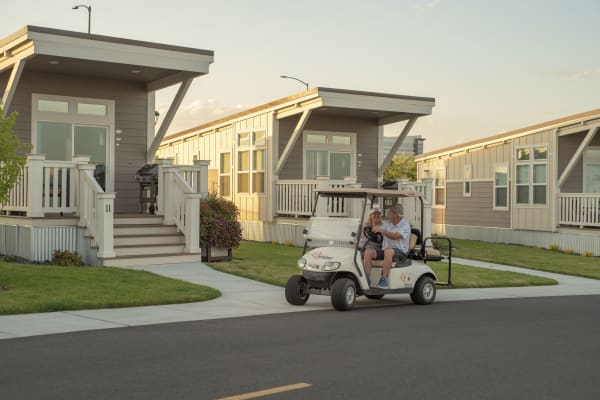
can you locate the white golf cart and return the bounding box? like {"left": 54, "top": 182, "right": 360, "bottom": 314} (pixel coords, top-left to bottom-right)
{"left": 285, "top": 187, "right": 452, "bottom": 311}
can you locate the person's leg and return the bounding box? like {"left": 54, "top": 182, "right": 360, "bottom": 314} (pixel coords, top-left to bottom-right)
{"left": 382, "top": 248, "right": 394, "bottom": 278}
{"left": 363, "top": 248, "right": 376, "bottom": 275}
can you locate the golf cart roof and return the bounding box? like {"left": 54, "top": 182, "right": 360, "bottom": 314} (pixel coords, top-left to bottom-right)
{"left": 315, "top": 187, "right": 424, "bottom": 199}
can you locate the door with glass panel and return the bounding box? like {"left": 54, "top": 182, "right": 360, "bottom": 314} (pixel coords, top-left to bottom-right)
{"left": 37, "top": 121, "right": 108, "bottom": 189}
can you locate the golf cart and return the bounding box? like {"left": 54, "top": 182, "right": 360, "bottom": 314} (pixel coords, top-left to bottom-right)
{"left": 285, "top": 187, "right": 452, "bottom": 311}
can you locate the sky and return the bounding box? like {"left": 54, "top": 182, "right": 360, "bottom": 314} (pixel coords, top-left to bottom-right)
{"left": 3, "top": 0, "right": 599, "bottom": 152}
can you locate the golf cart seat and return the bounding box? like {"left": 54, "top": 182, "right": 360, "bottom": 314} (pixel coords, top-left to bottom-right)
{"left": 370, "top": 232, "right": 418, "bottom": 268}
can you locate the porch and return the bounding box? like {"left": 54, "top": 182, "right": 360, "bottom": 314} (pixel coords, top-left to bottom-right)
{"left": 0, "top": 156, "right": 208, "bottom": 265}
{"left": 558, "top": 193, "right": 600, "bottom": 229}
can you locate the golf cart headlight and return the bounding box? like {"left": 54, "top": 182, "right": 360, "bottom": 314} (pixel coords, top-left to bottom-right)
{"left": 322, "top": 261, "right": 341, "bottom": 271}
{"left": 298, "top": 258, "right": 307, "bottom": 268}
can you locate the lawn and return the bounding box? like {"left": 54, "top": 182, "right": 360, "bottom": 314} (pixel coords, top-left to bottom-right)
{"left": 209, "top": 241, "right": 557, "bottom": 288}
{"left": 0, "top": 261, "right": 220, "bottom": 315}
{"left": 447, "top": 238, "right": 600, "bottom": 280}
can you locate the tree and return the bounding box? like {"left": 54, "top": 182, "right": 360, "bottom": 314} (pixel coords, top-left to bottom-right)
{"left": 383, "top": 153, "right": 417, "bottom": 182}
{"left": 0, "top": 106, "right": 31, "bottom": 208}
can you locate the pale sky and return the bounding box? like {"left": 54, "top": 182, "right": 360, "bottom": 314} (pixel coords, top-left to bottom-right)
{"left": 4, "top": 0, "right": 599, "bottom": 152}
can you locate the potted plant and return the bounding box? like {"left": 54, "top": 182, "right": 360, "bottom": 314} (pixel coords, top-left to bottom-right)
{"left": 199, "top": 193, "right": 242, "bottom": 261}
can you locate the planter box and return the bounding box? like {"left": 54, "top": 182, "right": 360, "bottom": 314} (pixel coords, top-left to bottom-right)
{"left": 202, "top": 246, "right": 232, "bottom": 262}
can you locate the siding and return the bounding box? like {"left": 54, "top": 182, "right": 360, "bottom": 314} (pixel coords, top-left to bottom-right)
{"left": 8, "top": 70, "right": 149, "bottom": 213}
{"left": 511, "top": 129, "right": 554, "bottom": 231}
{"left": 445, "top": 181, "right": 510, "bottom": 228}
{"left": 278, "top": 114, "right": 380, "bottom": 188}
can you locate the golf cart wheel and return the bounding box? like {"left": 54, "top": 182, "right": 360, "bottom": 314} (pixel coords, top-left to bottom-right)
{"left": 331, "top": 278, "right": 356, "bottom": 311}
{"left": 365, "top": 294, "right": 385, "bottom": 300}
{"left": 411, "top": 276, "right": 436, "bottom": 305}
{"left": 285, "top": 275, "right": 310, "bottom": 305}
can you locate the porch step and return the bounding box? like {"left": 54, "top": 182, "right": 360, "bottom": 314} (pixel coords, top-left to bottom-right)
{"left": 114, "top": 224, "right": 179, "bottom": 236}
{"left": 101, "top": 253, "right": 204, "bottom": 267}
{"left": 114, "top": 215, "right": 164, "bottom": 225}
{"left": 113, "top": 234, "right": 185, "bottom": 246}
{"left": 114, "top": 243, "right": 185, "bottom": 257}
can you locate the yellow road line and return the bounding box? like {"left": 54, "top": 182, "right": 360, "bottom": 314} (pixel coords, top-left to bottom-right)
{"left": 216, "top": 382, "right": 312, "bottom": 400}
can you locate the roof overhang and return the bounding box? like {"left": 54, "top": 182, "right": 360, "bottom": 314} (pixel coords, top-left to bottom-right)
{"left": 0, "top": 25, "right": 214, "bottom": 91}
{"left": 274, "top": 87, "right": 435, "bottom": 125}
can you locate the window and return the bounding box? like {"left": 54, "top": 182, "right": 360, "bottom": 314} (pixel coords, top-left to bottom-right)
{"left": 494, "top": 164, "right": 508, "bottom": 209}
{"left": 463, "top": 164, "right": 472, "bottom": 196}
{"left": 584, "top": 147, "right": 600, "bottom": 193}
{"left": 515, "top": 145, "right": 547, "bottom": 205}
{"left": 236, "top": 130, "right": 265, "bottom": 194}
{"left": 303, "top": 131, "right": 355, "bottom": 180}
{"left": 219, "top": 153, "right": 231, "bottom": 197}
{"left": 434, "top": 168, "right": 445, "bottom": 206}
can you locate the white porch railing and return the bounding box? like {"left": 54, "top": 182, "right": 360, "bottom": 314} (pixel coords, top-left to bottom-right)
{"left": 0, "top": 154, "right": 115, "bottom": 258}
{"left": 77, "top": 162, "right": 115, "bottom": 258}
{"left": 158, "top": 159, "right": 207, "bottom": 254}
{"left": 559, "top": 193, "right": 600, "bottom": 228}
{"left": 275, "top": 177, "right": 357, "bottom": 217}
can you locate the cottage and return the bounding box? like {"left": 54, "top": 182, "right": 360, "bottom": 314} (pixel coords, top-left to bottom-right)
{"left": 157, "top": 88, "right": 435, "bottom": 245}
{"left": 415, "top": 109, "right": 600, "bottom": 256}
{"left": 0, "top": 26, "right": 213, "bottom": 266}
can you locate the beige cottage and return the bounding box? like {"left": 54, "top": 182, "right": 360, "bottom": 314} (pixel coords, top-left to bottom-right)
{"left": 157, "top": 88, "right": 435, "bottom": 244}
{"left": 0, "top": 26, "right": 213, "bottom": 266}
{"left": 415, "top": 109, "right": 600, "bottom": 255}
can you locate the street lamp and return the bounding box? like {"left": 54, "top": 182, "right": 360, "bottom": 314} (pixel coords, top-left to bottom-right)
{"left": 280, "top": 75, "right": 309, "bottom": 91}
{"left": 72, "top": 4, "right": 92, "bottom": 34}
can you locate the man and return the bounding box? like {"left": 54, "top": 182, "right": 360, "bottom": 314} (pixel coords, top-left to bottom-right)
{"left": 363, "top": 204, "right": 411, "bottom": 289}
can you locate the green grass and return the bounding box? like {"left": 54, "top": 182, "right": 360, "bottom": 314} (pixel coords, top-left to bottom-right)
{"left": 210, "top": 241, "right": 557, "bottom": 288}
{"left": 447, "top": 238, "right": 600, "bottom": 280}
{"left": 0, "top": 261, "right": 220, "bottom": 315}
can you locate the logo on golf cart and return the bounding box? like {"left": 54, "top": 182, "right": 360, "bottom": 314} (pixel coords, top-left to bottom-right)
{"left": 310, "top": 251, "right": 333, "bottom": 260}
{"left": 400, "top": 273, "right": 411, "bottom": 282}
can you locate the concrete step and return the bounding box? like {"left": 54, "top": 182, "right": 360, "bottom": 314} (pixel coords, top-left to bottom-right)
{"left": 113, "top": 224, "right": 179, "bottom": 236}
{"left": 114, "top": 243, "right": 185, "bottom": 257}
{"left": 101, "top": 253, "right": 204, "bottom": 267}
{"left": 113, "top": 234, "right": 185, "bottom": 246}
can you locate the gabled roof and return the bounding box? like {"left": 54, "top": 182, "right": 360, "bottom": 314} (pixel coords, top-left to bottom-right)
{"left": 0, "top": 25, "right": 214, "bottom": 90}
{"left": 416, "top": 108, "right": 600, "bottom": 161}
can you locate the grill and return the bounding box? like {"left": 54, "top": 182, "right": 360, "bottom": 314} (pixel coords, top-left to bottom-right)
{"left": 135, "top": 163, "right": 159, "bottom": 214}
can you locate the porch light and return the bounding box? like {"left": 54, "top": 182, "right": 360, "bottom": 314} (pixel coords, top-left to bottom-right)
{"left": 72, "top": 4, "right": 92, "bottom": 34}
{"left": 280, "top": 75, "right": 309, "bottom": 91}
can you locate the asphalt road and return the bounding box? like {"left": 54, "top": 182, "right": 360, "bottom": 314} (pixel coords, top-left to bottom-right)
{"left": 2, "top": 295, "right": 600, "bottom": 400}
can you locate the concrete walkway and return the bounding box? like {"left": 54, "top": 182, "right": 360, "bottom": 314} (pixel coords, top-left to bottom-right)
{"left": 1, "top": 259, "right": 600, "bottom": 340}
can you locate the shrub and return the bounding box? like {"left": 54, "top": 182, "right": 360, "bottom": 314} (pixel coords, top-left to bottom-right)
{"left": 200, "top": 193, "right": 242, "bottom": 249}
{"left": 563, "top": 249, "right": 575, "bottom": 255}
{"left": 549, "top": 244, "right": 561, "bottom": 252}
{"left": 583, "top": 252, "right": 593, "bottom": 257}
{"left": 52, "top": 250, "right": 83, "bottom": 266}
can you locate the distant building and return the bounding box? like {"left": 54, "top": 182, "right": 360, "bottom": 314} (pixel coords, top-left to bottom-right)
{"left": 383, "top": 135, "right": 425, "bottom": 157}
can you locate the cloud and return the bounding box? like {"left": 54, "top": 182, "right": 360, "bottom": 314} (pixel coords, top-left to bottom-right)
{"left": 413, "top": 0, "right": 440, "bottom": 12}
{"left": 156, "top": 99, "right": 258, "bottom": 134}
{"left": 530, "top": 67, "right": 600, "bottom": 81}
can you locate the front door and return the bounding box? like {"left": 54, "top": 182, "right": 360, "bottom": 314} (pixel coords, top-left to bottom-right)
{"left": 32, "top": 94, "right": 115, "bottom": 191}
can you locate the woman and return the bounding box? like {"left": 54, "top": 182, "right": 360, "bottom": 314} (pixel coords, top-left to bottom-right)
{"left": 359, "top": 207, "right": 383, "bottom": 254}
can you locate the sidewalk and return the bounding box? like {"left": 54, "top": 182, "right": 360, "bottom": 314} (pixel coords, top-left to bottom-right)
{"left": 1, "top": 259, "right": 600, "bottom": 340}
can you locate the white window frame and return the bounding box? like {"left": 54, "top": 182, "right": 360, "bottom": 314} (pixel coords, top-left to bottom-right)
{"left": 219, "top": 152, "right": 231, "bottom": 197}
{"left": 31, "top": 93, "right": 115, "bottom": 191}
{"left": 302, "top": 130, "right": 356, "bottom": 180}
{"left": 463, "top": 164, "right": 472, "bottom": 197}
{"left": 433, "top": 167, "right": 446, "bottom": 207}
{"left": 584, "top": 146, "right": 600, "bottom": 193}
{"left": 235, "top": 129, "right": 266, "bottom": 195}
{"left": 514, "top": 145, "right": 548, "bottom": 207}
{"left": 493, "top": 163, "right": 509, "bottom": 210}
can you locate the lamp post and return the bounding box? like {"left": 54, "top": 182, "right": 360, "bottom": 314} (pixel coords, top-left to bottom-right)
{"left": 280, "top": 75, "right": 309, "bottom": 91}
{"left": 72, "top": 4, "right": 92, "bottom": 34}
